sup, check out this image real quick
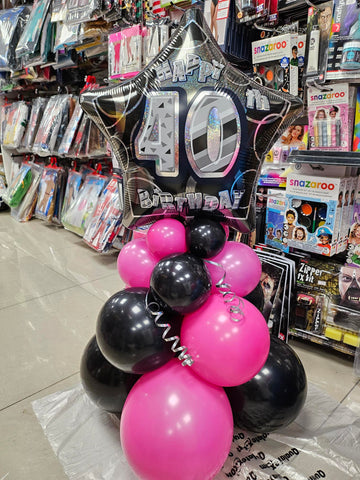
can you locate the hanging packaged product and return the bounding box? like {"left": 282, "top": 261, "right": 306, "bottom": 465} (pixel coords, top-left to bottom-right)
{"left": 307, "top": 83, "right": 356, "bottom": 152}
{"left": 35, "top": 160, "right": 62, "bottom": 222}
{"left": 61, "top": 167, "right": 83, "bottom": 222}
{"left": 33, "top": 95, "right": 75, "bottom": 157}
{"left": 86, "top": 121, "right": 109, "bottom": 158}
{"left": 3, "top": 101, "right": 30, "bottom": 150}
{"left": 18, "top": 97, "right": 48, "bottom": 153}
{"left": 143, "top": 20, "right": 169, "bottom": 65}
{"left": 65, "top": 0, "right": 102, "bottom": 24}
{"left": 62, "top": 170, "right": 108, "bottom": 236}
{"left": 83, "top": 176, "right": 123, "bottom": 252}
{"left": 202, "top": 0, "right": 231, "bottom": 49}
{"left": 51, "top": 163, "right": 68, "bottom": 226}
{"left": 4, "top": 161, "right": 32, "bottom": 208}
{"left": 53, "top": 22, "right": 80, "bottom": 52}
{"left": 0, "top": 6, "right": 30, "bottom": 72}
{"left": 53, "top": 98, "right": 76, "bottom": 156}
{"left": 327, "top": 0, "right": 360, "bottom": 81}
{"left": 108, "top": 25, "right": 142, "bottom": 80}
{"left": 303, "top": 1, "right": 333, "bottom": 84}
{"left": 0, "top": 161, "right": 8, "bottom": 211}
{"left": 51, "top": 0, "right": 67, "bottom": 23}
{"left": 15, "top": 0, "right": 52, "bottom": 59}
{"left": 0, "top": 102, "right": 11, "bottom": 145}
{"left": 57, "top": 100, "right": 84, "bottom": 156}
{"left": 21, "top": 12, "right": 54, "bottom": 69}
{"left": 252, "top": 33, "right": 300, "bottom": 97}
{"left": 70, "top": 114, "right": 91, "bottom": 158}
{"left": 11, "top": 163, "right": 43, "bottom": 222}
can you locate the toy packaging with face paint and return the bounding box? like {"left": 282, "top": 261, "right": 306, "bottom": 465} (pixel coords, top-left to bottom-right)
{"left": 327, "top": 0, "right": 360, "bottom": 81}
{"left": 264, "top": 189, "right": 289, "bottom": 252}
{"left": 346, "top": 175, "right": 360, "bottom": 266}
{"left": 285, "top": 171, "right": 347, "bottom": 256}
{"left": 307, "top": 83, "right": 356, "bottom": 152}
{"left": 293, "top": 257, "right": 360, "bottom": 356}
{"left": 252, "top": 33, "right": 299, "bottom": 97}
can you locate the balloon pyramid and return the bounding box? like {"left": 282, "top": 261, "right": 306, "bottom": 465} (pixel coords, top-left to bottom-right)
{"left": 79, "top": 6, "right": 306, "bottom": 479}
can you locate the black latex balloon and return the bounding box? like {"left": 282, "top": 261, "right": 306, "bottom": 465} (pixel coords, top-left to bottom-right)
{"left": 80, "top": 336, "right": 140, "bottom": 414}
{"left": 225, "top": 337, "right": 307, "bottom": 433}
{"left": 150, "top": 253, "right": 212, "bottom": 314}
{"left": 186, "top": 218, "right": 226, "bottom": 258}
{"left": 244, "top": 282, "right": 265, "bottom": 312}
{"left": 96, "top": 288, "right": 176, "bottom": 374}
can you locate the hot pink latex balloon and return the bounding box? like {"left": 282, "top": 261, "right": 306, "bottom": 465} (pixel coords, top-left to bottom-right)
{"left": 207, "top": 241, "right": 261, "bottom": 296}
{"left": 117, "top": 238, "right": 158, "bottom": 288}
{"left": 146, "top": 219, "right": 187, "bottom": 259}
{"left": 181, "top": 294, "right": 270, "bottom": 387}
{"left": 120, "top": 359, "right": 233, "bottom": 480}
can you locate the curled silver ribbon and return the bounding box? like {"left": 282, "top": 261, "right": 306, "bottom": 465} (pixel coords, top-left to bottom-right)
{"left": 145, "top": 292, "right": 194, "bottom": 367}
{"left": 205, "top": 259, "right": 245, "bottom": 323}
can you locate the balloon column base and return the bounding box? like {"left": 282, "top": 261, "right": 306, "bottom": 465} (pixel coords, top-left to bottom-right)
{"left": 32, "top": 383, "right": 360, "bottom": 480}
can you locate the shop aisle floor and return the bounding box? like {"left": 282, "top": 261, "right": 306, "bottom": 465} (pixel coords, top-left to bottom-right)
{"left": 0, "top": 211, "right": 359, "bottom": 479}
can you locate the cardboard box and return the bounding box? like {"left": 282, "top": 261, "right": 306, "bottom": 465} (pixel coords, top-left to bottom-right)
{"left": 252, "top": 33, "right": 299, "bottom": 97}
{"left": 307, "top": 83, "right": 356, "bottom": 152}
{"left": 285, "top": 171, "right": 347, "bottom": 256}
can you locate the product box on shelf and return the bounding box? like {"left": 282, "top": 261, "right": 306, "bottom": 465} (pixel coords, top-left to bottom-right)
{"left": 346, "top": 175, "right": 360, "bottom": 266}
{"left": 271, "top": 121, "right": 308, "bottom": 164}
{"left": 293, "top": 257, "right": 360, "bottom": 355}
{"left": 252, "top": 33, "right": 299, "bottom": 96}
{"left": 327, "top": 0, "right": 360, "bottom": 81}
{"left": 338, "top": 175, "right": 357, "bottom": 253}
{"left": 264, "top": 188, "right": 289, "bottom": 252}
{"left": 285, "top": 171, "right": 346, "bottom": 256}
{"left": 307, "top": 83, "right": 356, "bottom": 152}
{"left": 353, "top": 87, "right": 360, "bottom": 151}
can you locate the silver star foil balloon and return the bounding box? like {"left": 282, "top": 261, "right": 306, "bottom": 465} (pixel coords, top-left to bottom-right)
{"left": 80, "top": 6, "right": 302, "bottom": 232}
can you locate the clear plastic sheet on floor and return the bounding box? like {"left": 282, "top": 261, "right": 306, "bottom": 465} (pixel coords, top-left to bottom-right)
{"left": 32, "top": 383, "right": 360, "bottom": 480}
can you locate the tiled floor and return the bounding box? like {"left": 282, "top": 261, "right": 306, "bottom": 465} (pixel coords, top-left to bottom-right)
{"left": 0, "top": 211, "right": 359, "bottom": 479}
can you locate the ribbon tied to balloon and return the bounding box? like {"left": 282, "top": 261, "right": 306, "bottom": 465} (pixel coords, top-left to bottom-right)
{"left": 80, "top": 6, "right": 302, "bottom": 232}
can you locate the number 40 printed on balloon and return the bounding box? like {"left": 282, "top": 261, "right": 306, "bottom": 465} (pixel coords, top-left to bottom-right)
{"left": 80, "top": 7, "right": 302, "bottom": 232}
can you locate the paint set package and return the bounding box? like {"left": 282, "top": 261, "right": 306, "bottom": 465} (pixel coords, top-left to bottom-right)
{"left": 252, "top": 33, "right": 302, "bottom": 97}
{"left": 307, "top": 83, "right": 356, "bottom": 152}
